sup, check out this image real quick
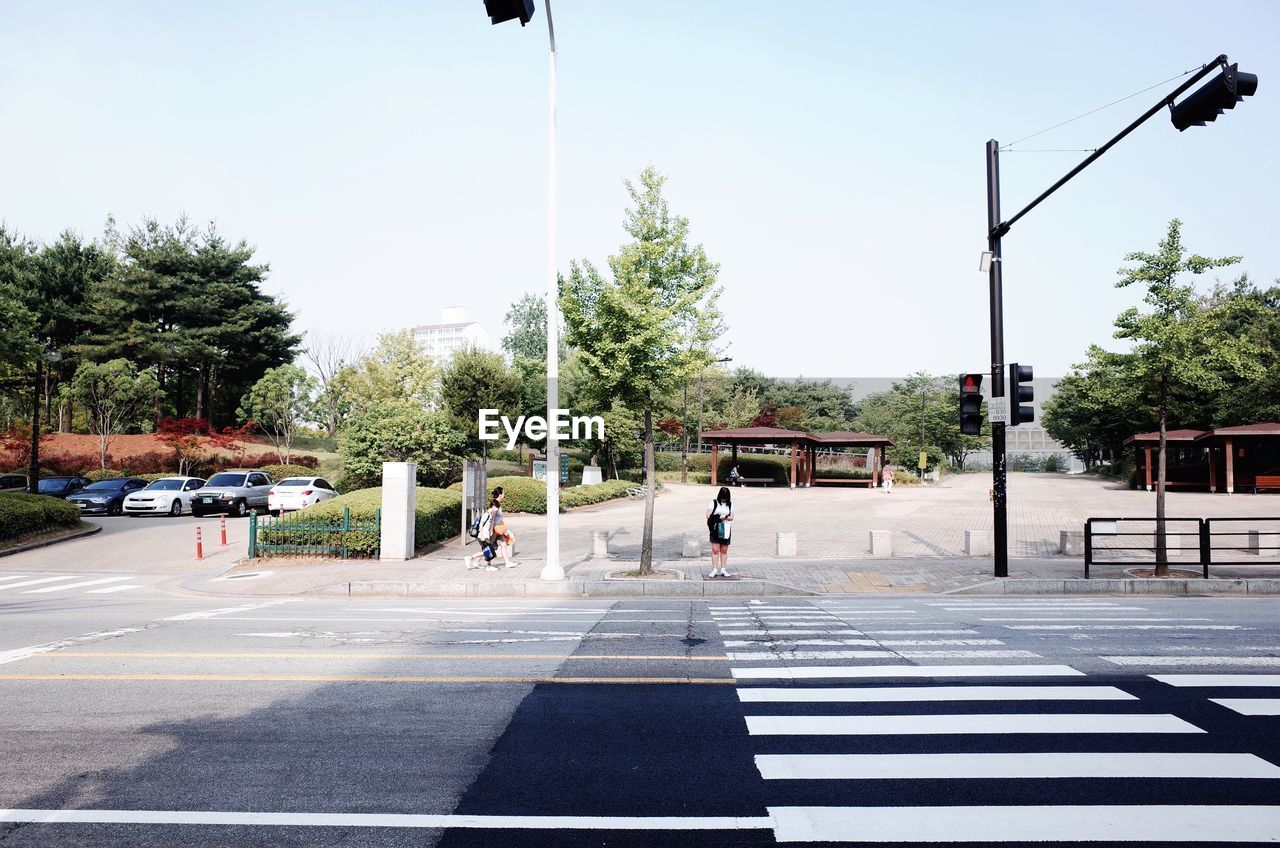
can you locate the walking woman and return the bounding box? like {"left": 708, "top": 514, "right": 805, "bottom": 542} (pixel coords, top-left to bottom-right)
{"left": 491, "top": 486, "right": 518, "bottom": 568}
{"left": 707, "top": 486, "right": 734, "bottom": 578}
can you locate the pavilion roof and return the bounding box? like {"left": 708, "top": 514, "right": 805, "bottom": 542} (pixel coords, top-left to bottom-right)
{"left": 1123, "top": 429, "right": 1206, "bottom": 446}
{"left": 704, "top": 426, "right": 893, "bottom": 447}
{"left": 1195, "top": 422, "right": 1280, "bottom": 441}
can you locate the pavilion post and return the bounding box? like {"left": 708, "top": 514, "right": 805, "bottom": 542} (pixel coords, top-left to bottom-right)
{"left": 808, "top": 446, "right": 814, "bottom": 486}
{"left": 1225, "top": 438, "right": 1234, "bottom": 494}
{"left": 789, "top": 440, "right": 797, "bottom": 488}
{"left": 711, "top": 440, "right": 719, "bottom": 487}
{"left": 872, "top": 446, "right": 880, "bottom": 487}
{"left": 1208, "top": 445, "right": 1217, "bottom": 492}
{"left": 1144, "top": 447, "right": 1153, "bottom": 491}
{"left": 731, "top": 444, "right": 738, "bottom": 466}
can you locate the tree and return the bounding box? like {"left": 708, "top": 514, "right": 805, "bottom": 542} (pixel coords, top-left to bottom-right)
{"left": 439, "top": 348, "right": 524, "bottom": 457}
{"left": 303, "top": 331, "right": 359, "bottom": 437}
{"left": 238, "top": 364, "right": 316, "bottom": 464}
{"left": 331, "top": 330, "right": 437, "bottom": 412}
{"left": 338, "top": 401, "right": 467, "bottom": 489}
{"left": 1113, "top": 219, "right": 1256, "bottom": 574}
{"left": 853, "top": 372, "right": 989, "bottom": 471}
{"left": 70, "top": 359, "right": 159, "bottom": 469}
{"left": 156, "top": 417, "right": 213, "bottom": 476}
{"left": 1042, "top": 347, "right": 1149, "bottom": 468}
{"left": 561, "top": 166, "right": 724, "bottom": 574}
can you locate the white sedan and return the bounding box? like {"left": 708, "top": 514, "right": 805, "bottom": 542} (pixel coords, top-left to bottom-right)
{"left": 268, "top": 477, "right": 339, "bottom": 513}
{"left": 123, "top": 476, "right": 207, "bottom": 517}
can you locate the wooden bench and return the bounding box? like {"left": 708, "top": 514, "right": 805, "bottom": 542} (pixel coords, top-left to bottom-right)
{"left": 812, "top": 477, "right": 875, "bottom": 486}
{"left": 1255, "top": 475, "right": 1280, "bottom": 494}
{"left": 732, "top": 477, "right": 774, "bottom": 487}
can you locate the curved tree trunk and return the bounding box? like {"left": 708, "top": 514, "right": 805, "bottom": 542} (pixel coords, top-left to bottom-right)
{"left": 1154, "top": 376, "right": 1169, "bottom": 577}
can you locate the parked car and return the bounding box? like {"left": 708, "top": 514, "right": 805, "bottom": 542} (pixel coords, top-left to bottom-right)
{"left": 35, "top": 476, "right": 91, "bottom": 498}
{"left": 268, "top": 477, "right": 339, "bottom": 513}
{"left": 123, "top": 476, "right": 207, "bottom": 517}
{"left": 0, "top": 473, "right": 29, "bottom": 494}
{"left": 66, "top": 477, "right": 148, "bottom": 515}
{"left": 191, "top": 470, "right": 272, "bottom": 517}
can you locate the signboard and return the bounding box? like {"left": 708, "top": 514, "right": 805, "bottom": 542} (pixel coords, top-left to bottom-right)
{"left": 988, "top": 396, "right": 1009, "bottom": 424}
{"left": 561, "top": 453, "right": 570, "bottom": 483}
{"left": 532, "top": 460, "right": 548, "bottom": 481}
{"left": 917, "top": 451, "right": 928, "bottom": 470}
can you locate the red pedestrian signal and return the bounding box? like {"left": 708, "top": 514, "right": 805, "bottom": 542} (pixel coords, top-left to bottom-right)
{"left": 959, "top": 373, "right": 984, "bottom": 436}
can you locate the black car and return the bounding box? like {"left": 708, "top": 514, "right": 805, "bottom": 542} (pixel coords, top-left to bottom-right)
{"left": 66, "top": 477, "right": 148, "bottom": 516}
{"left": 35, "top": 476, "right": 91, "bottom": 498}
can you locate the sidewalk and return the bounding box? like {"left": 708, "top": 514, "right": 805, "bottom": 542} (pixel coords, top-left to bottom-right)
{"left": 185, "top": 551, "right": 1280, "bottom": 599}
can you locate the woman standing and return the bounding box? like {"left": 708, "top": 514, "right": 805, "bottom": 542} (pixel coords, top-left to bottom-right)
{"left": 706, "top": 486, "right": 734, "bottom": 578}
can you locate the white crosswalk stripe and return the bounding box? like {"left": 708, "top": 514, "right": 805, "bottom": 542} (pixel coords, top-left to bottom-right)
{"left": 745, "top": 713, "right": 1202, "bottom": 736}
{"left": 1211, "top": 699, "right": 1280, "bottom": 716}
{"left": 1107, "top": 656, "right": 1280, "bottom": 667}
{"left": 755, "top": 752, "right": 1280, "bottom": 780}
{"left": 0, "top": 576, "right": 81, "bottom": 591}
{"left": 1153, "top": 674, "right": 1280, "bottom": 687}
{"left": 737, "top": 685, "right": 1136, "bottom": 703}
{"left": 733, "top": 664, "right": 1083, "bottom": 680}
{"left": 23, "top": 576, "right": 136, "bottom": 594}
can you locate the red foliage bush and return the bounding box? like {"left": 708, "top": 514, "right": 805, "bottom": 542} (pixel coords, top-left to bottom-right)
{"left": 42, "top": 451, "right": 100, "bottom": 476}
{"left": 250, "top": 452, "right": 318, "bottom": 468}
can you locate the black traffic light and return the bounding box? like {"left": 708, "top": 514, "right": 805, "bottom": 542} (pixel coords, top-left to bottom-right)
{"left": 1008, "top": 363, "right": 1034, "bottom": 427}
{"left": 959, "top": 373, "right": 984, "bottom": 436}
{"left": 1170, "top": 63, "right": 1258, "bottom": 131}
{"left": 485, "top": 0, "right": 535, "bottom": 26}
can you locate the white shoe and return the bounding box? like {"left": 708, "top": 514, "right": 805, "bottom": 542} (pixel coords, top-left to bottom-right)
{"left": 485, "top": 565, "right": 499, "bottom": 572}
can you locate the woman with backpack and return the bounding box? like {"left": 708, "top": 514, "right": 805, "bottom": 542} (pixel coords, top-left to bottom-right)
{"left": 706, "top": 486, "right": 734, "bottom": 578}
{"left": 466, "top": 493, "right": 502, "bottom": 571}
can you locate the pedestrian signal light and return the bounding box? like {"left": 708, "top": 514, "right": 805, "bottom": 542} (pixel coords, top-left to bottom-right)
{"left": 959, "top": 373, "right": 984, "bottom": 436}
{"left": 485, "top": 0, "right": 535, "bottom": 26}
{"left": 1008, "top": 363, "right": 1034, "bottom": 427}
{"left": 1170, "top": 63, "right": 1258, "bottom": 131}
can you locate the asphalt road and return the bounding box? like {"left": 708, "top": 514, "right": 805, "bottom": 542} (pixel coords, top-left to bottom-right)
{"left": 2, "top": 595, "right": 1279, "bottom": 846}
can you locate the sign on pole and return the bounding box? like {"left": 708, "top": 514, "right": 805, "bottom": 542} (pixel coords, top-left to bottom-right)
{"left": 460, "top": 460, "right": 486, "bottom": 546}
{"left": 988, "top": 396, "right": 1010, "bottom": 425}
{"left": 560, "top": 453, "right": 570, "bottom": 484}
{"left": 917, "top": 451, "right": 928, "bottom": 470}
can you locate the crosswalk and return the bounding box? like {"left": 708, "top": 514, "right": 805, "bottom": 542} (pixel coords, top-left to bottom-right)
{"left": 710, "top": 598, "right": 1280, "bottom": 845}
{"left": 0, "top": 573, "right": 147, "bottom": 597}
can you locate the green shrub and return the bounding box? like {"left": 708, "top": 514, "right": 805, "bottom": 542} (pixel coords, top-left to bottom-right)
{"left": 140, "top": 472, "right": 177, "bottom": 482}
{"left": 83, "top": 468, "right": 128, "bottom": 482}
{"left": 0, "top": 492, "right": 82, "bottom": 542}
{"left": 811, "top": 467, "right": 872, "bottom": 480}
{"left": 1043, "top": 454, "right": 1065, "bottom": 474}
{"left": 258, "top": 464, "right": 318, "bottom": 483}
{"left": 715, "top": 454, "right": 791, "bottom": 485}
{"left": 449, "top": 475, "right": 547, "bottom": 513}
{"left": 656, "top": 470, "right": 712, "bottom": 484}
{"left": 559, "top": 479, "right": 639, "bottom": 509}
{"left": 260, "top": 486, "right": 462, "bottom": 557}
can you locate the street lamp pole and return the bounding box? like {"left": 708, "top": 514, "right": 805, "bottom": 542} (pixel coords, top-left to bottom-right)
{"left": 540, "top": 0, "right": 563, "bottom": 580}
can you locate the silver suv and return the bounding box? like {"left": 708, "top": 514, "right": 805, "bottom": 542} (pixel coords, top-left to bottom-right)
{"left": 190, "top": 470, "right": 273, "bottom": 517}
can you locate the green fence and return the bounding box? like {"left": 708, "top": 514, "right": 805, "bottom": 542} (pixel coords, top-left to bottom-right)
{"left": 249, "top": 507, "right": 381, "bottom": 559}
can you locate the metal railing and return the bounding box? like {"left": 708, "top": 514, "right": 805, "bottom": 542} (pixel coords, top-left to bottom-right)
{"left": 248, "top": 506, "right": 381, "bottom": 559}
{"left": 1084, "top": 516, "right": 1280, "bottom": 577}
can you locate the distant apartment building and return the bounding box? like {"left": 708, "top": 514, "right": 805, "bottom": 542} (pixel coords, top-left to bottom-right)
{"left": 413, "top": 307, "right": 492, "bottom": 363}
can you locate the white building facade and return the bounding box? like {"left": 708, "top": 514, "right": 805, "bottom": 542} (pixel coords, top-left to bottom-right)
{"left": 414, "top": 307, "right": 492, "bottom": 363}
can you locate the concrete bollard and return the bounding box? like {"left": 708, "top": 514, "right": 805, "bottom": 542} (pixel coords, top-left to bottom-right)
{"left": 1059, "top": 530, "right": 1085, "bottom": 556}
{"left": 379, "top": 462, "right": 417, "bottom": 561}
{"left": 1249, "top": 530, "right": 1278, "bottom": 556}
{"left": 592, "top": 531, "right": 610, "bottom": 558}
{"left": 682, "top": 533, "right": 701, "bottom": 558}
{"left": 964, "top": 530, "right": 990, "bottom": 556}
{"left": 869, "top": 530, "right": 892, "bottom": 558}
{"left": 776, "top": 531, "right": 797, "bottom": 557}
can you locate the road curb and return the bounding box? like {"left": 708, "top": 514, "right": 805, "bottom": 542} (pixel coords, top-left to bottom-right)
{"left": 0, "top": 522, "right": 101, "bottom": 559}
{"left": 314, "top": 578, "right": 817, "bottom": 598}
{"left": 951, "top": 577, "right": 1280, "bottom": 595}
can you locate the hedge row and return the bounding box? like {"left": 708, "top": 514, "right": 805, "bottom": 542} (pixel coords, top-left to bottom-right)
{"left": 8, "top": 450, "right": 320, "bottom": 480}
{"left": 447, "top": 475, "right": 642, "bottom": 514}
{"left": 258, "top": 486, "right": 462, "bottom": 558}
{"left": 0, "top": 492, "right": 82, "bottom": 543}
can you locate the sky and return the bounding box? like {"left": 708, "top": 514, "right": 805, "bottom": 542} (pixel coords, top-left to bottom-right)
{"left": 3, "top": 1, "right": 1277, "bottom": 380}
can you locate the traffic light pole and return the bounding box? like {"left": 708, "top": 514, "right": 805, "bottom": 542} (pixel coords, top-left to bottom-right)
{"left": 985, "top": 140, "right": 1008, "bottom": 578}
{"left": 983, "top": 53, "right": 1238, "bottom": 579}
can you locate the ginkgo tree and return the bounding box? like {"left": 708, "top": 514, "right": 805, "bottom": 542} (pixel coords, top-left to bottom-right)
{"left": 561, "top": 166, "right": 724, "bottom": 575}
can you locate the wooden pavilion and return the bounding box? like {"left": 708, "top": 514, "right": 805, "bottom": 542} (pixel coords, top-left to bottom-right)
{"left": 704, "top": 427, "right": 895, "bottom": 488}
{"left": 1124, "top": 422, "right": 1280, "bottom": 493}
{"left": 1123, "top": 429, "right": 1207, "bottom": 491}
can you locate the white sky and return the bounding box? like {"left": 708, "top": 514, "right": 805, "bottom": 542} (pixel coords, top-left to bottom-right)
{"left": 3, "top": 1, "right": 1277, "bottom": 378}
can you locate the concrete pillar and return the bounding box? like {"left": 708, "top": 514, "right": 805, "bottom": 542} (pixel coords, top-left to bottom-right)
{"left": 869, "top": 530, "right": 892, "bottom": 558}
{"left": 1248, "top": 531, "right": 1278, "bottom": 556}
{"left": 964, "top": 530, "right": 990, "bottom": 556}
{"left": 592, "top": 531, "right": 610, "bottom": 558}
{"left": 682, "top": 532, "right": 701, "bottom": 558}
{"left": 776, "top": 531, "right": 797, "bottom": 557}
{"left": 1059, "top": 530, "right": 1085, "bottom": 556}
{"left": 379, "top": 462, "right": 416, "bottom": 562}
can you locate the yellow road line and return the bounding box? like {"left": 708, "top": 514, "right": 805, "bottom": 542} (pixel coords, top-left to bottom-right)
{"left": 41, "top": 652, "right": 730, "bottom": 661}
{"left": 0, "top": 674, "right": 734, "bottom": 684}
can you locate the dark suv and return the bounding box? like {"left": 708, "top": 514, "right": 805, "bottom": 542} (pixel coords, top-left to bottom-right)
{"left": 66, "top": 477, "right": 148, "bottom": 515}
{"left": 36, "top": 476, "right": 92, "bottom": 498}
